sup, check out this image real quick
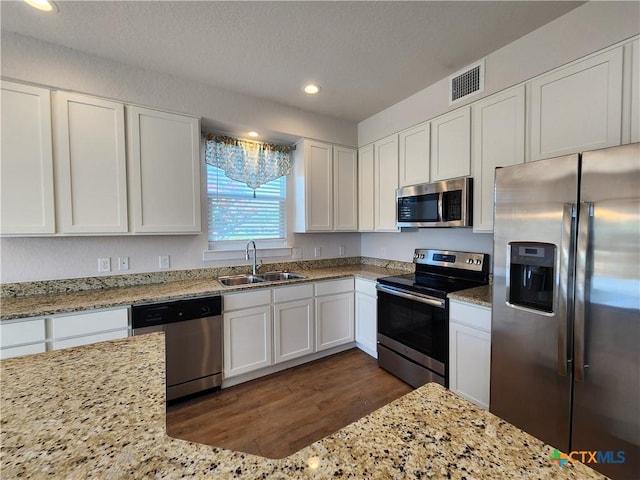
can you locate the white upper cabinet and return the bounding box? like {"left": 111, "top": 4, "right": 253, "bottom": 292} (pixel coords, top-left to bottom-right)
{"left": 430, "top": 106, "right": 471, "bottom": 181}
{"left": 333, "top": 145, "right": 358, "bottom": 231}
{"left": 357, "top": 143, "right": 375, "bottom": 232}
{"left": 529, "top": 47, "right": 623, "bottom": 161}
{"left": 127, "top": 106, "right": 201, "bottom": 233}
{"left": 398, "top": 121, "right": 430, "bottom": 187}
{"left": 374, "top": 134, "right": 399, "bottom": 232}
{"left": 293, "top": 139, "right": 357, "bottom": 232}
{"left": 54, "top": 92, "right": 128, "bottom": 234}
{"left": 1, "top": 81, "right": 55, "bottom": 235}
{"left": 472, "top": 85, "right": 526, "bottom": 233}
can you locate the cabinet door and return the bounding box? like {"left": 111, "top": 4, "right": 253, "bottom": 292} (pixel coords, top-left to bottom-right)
{"left": 315, "top": 292, "right": 354, "bottom": 351}
{"left": 399, "top": 122, "right": 430, "bottom": 187}
{"left": 358, "top": 144, "right": 375, "bottom": 232}
{"left": 0, "top": 318, "right": 46, "bottom": 348}
{"left": 355, "top": 290, "right": 377, "bottom": 359}
{"left": 430, "top": 106, "right": 471, "bottom": 181}
{"left": 223, "top": 305, "right": 272, "bottom": 378}
{"left": 449, "top": 321, "right": 491, "bottom": 409}
{"left": 54, "top": 92, "right": 128, "bottom": 233}
{"left": 374, "top": 134, "right": 399, "bottom": 232}
{"left": 333, "top": 146, "right": 358, "bottom": 231}
{"left": 127, "top": 106, "right": 201, "bottom": 233}
{"left": 529, "top": 47, "right": 623, "bottom": 161}
{"left": 472, "top": 85, "right": 525, "bottom": 232}
{"left": 1, "top": 81, "right": 55, "bottom": 235}
{"left": 273, "top": 298, "right": 314, "bottom": 363}
{"left": 304, "top": 140, "right": 333, "bottom": 231}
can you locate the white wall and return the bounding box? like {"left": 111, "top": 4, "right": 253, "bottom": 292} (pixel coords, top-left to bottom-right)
{"left": 361, "top": 230, "right": 493, "bottom": 266}
{"left": 358, "top": 1, "right": 640, "bottom": 146}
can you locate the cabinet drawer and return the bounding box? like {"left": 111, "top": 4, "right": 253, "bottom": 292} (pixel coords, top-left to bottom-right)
{"left": 449, "top": 300, "right": 491, "bottom": 332}
{"left": 355, "top": 278, "right": 377, "bottom": 296}
{"left": 315, "top": 278, "right": 354, "bottom": 296}
{"left": 223, "top": 289, "right": 271, "bottom": 311}
{"left": 273, "top": 283, "right": 313, "bottom": 303}
{"left": 0, "top": 343, "right": 47, "bottom": 360}
{"left": 0, "top": 319, "right": 46, "bottom": 348}
{"left": 50, "top": 308, "right": 129, "bottom": 339}
{"left": 51, "top": 329, "right": 128, "bottom": 350}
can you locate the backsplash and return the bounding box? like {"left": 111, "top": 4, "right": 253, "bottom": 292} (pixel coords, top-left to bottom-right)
{"left": 0, "top": 257, "right": 414, "bottom": 298}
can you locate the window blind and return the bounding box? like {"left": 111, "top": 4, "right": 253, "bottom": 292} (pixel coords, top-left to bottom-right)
{"left": 207, "top": 164, "right": 286, "bottom": 242}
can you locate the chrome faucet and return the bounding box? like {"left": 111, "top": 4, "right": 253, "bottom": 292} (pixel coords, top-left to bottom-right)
{"left": 245, "top": 240, "right": 260, "bottom": 275}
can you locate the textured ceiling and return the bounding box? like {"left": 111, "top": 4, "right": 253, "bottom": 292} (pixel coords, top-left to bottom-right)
{"left": 1, "top": 1, "right": 585, "bottom": 123}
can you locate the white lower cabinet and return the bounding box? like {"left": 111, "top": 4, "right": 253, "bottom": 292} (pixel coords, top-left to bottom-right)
{"left": 355, "top": 278, "right": 377, "bottom": 358}
{"left": 223, "top": 279, "right": 356, "bottom": 383}
{"left": 49, "top": 308, "right": 129, "bottom": 350}
{"left": 1, "top": 307, "right": 130, "bottom": 359}
{"left": 273, "top": 284, "right": 314, "bottom": 364}
{"left": 223, "top": 290, "right": 272, "bottom": 378}
{"left": 0, "top": 318, "right": 47, "bottom": 359}
{"left": 449, "top": 300, "right": 491, "bottom": 409}
{"left": 315, "top": 279, "right": 355, "bottom": 352}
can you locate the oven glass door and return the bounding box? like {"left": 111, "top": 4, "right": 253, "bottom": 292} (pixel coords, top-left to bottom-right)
{"left": 377, "top": 288, "right": 447, "bottom": 364}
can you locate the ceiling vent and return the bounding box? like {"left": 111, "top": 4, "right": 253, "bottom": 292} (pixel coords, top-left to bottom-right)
{"left": 449, "top": 60, "right": 485, "bottom": 105}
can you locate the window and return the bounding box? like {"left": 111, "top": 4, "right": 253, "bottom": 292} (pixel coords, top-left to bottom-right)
{"left": 207, "top": 164, "right": 286, "bottom": 245}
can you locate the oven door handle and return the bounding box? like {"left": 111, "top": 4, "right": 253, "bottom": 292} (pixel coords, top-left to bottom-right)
{"left": 376, "top": 284, "right": 446, "bottom": 309}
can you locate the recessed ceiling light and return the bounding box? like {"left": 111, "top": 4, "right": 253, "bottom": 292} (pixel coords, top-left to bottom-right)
{"left": 24, "top": 0, "right": 58, "bottom": 12}
{"left": 303, "top": 84, "right": 321, "bottom": 95}
{"left": 247, "top": 131, "right": 259, "bottom": 138}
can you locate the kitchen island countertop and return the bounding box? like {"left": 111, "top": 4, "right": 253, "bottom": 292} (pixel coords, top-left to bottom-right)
{"left": 0, "top": 333, "right": 606, "bottom": 479}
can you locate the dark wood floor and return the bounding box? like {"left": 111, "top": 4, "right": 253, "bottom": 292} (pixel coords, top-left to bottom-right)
{"left": 166, "top": 348, "right": 412, "bottom": 459}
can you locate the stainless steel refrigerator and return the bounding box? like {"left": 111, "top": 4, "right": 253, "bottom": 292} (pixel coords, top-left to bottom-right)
{"left": 491, "top": 143, "right": 639, "bottom": 480}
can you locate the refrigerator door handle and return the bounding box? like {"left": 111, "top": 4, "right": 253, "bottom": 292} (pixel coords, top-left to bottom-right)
{"left": 557, "top": 203, "right": 576, "bottom": 377}
{"left": 575, "top": 202, "right": 593, "bottom": 382}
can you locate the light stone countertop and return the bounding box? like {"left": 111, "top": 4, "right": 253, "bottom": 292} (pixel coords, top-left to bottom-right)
{"left": 448, "top": 284, "right": 492, "bottom": 307}
{"left": 0, "top": 333, "right": 606, "bottom": 479}
{"left": 0, "top": 265, "right": 404, "bottom": 321}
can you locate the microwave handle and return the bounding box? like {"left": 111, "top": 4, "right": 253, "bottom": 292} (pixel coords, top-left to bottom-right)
{"left": 437, "top": 192, "right": 444, "bottom": 222}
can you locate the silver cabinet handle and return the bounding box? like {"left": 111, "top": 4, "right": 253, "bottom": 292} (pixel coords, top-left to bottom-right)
{"left": 575, "top": 202, "right": 593, "bottom": 382}
{"left": 557, "top": 203, "right": 576, "bottom": 377}
{"left": 376, "top": 284, "right": 446, "bottom": 309}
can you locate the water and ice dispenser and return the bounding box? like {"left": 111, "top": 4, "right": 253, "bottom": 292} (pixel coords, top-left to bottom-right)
{"left": 508, "top": 243, "right": 555, "bottom": 313}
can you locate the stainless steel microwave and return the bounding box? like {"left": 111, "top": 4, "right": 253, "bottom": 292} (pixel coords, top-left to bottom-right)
{"left": 396, "top": 177, "right": 472, "bottom": 228}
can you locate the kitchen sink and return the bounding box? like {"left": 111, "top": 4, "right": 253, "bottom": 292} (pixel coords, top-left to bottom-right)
{"left": 218, "top": 274, "right": 266, "bottom": 286}
{"left": 218, "top": 272, "right": 306, "bottom": 287}
{"left": 258, "top": 271, "right": 306, "bottom": 281}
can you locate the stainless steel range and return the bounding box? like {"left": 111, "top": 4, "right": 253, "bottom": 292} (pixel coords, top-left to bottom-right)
{"left": 376, "top": 249, "right": 489, "bottom": 388}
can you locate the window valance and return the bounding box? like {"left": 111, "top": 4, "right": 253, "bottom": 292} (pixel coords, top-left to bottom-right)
{"left": 204, "top": 133, "right": 292, "bottom": 195}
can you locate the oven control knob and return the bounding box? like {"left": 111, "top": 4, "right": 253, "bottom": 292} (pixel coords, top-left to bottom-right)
{"left": 420, "top": 254, "right": 425, "bottom": 259}
{"left": 475, "top": 259, "right": 482, "bottom": 265}
{"left": 467, "top": 258, "right": 473, "bottom": 264}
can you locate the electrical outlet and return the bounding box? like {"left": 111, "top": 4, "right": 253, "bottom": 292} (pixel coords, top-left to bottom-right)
{"left": 339, "top": 245, "right": 346, "bottom": 257}
{"left": 381, "top": 247, "right": 387, "bottom": 257}
{"left": 314, "top": 247, "right": 322, "bottom": 258}
{"left": 118, "top": 256, "right": 129, "bottom": 271}
{"left": 159, "top": 255, "right": 170, "bottom": 269}
{"left": 98, "top": 257, "right": 111, "bottom": 273}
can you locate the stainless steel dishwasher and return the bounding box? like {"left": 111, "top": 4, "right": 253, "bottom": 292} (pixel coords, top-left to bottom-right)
{"left": 131, "top": 295, "right": 222, "bottom": 401}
